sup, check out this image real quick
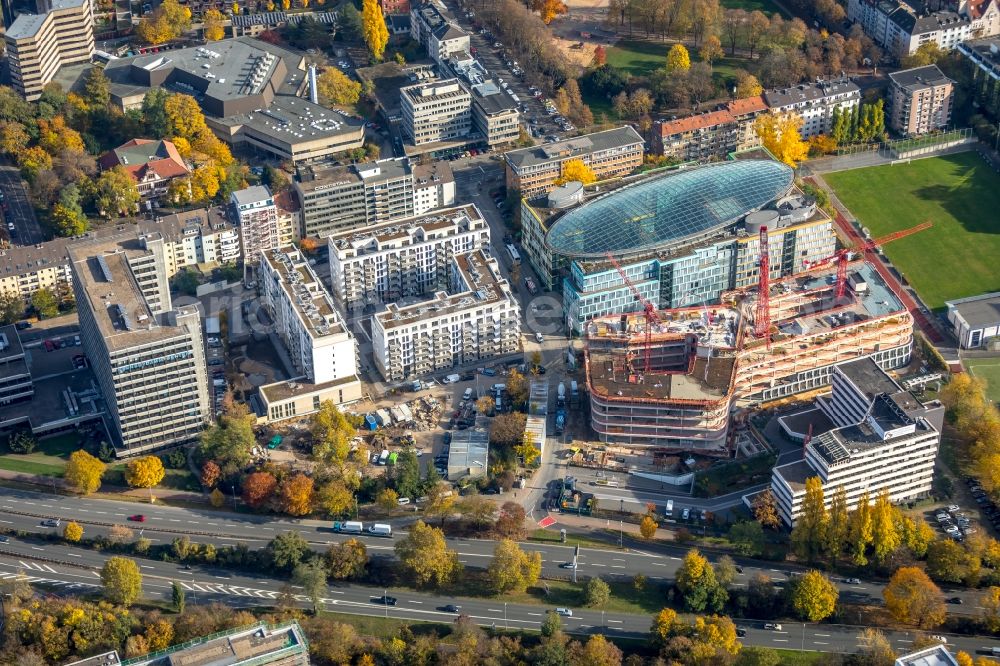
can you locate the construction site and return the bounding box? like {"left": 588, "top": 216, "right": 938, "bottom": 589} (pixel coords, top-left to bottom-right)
{"left": 583, "top": 222, "right": 931, "bottom": 456}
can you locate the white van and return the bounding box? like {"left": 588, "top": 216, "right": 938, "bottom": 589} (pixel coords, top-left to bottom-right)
{"left": 665, "top": 500, "right": 673, "bottom": 517}
{"left": 444, "top": 374, "right": 461, "bottom": 384}
{"left": 369, "top": 524, "right": 392, "bottom": 537}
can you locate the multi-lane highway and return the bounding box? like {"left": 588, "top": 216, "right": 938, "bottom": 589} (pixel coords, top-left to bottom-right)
{"left": 0, "top": 161, "right": 44, "bottom": 245}
{"left": 0, "top": 486, "right": 994, "bottom": 618}
{"left": 1, "top": 545, "right": 998, "bottom": 657}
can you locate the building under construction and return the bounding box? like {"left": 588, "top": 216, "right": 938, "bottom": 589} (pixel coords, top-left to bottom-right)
{"left": 585, "top": 261, "right": 914, "bottom": 454}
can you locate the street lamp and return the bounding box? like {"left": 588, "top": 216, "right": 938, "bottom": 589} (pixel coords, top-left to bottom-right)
{"left": 384, "top": 589, "right": 388, "bottom": 618}
{"left": 504, "top": 602, "right": 508, "bottom": 630}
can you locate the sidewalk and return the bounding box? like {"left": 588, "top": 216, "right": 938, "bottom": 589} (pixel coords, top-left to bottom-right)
{"left": 0, "top": 468, "right": 210, "bottom": 505}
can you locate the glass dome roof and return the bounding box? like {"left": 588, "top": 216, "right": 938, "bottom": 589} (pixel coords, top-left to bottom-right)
{"left": 545, "top": 160, "right": 794, "bottom": 259}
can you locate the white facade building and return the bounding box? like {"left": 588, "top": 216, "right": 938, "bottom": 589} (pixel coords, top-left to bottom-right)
{"left": 327, "top": 203, "right": 489, "bottom": 311}
{"left": 152, "top": 207, "right": 242, "bottom": 276}
{"left": 763, "top": 78, "right": 861, "bottom": 138}
{"left": 371, "top": 249, "right": 520, "bottom": 380}
{"left": 413, "top": 161, "right": 457, "bottom": 215}
{"left": 770, "top": 357, "right": 943, "bottom": 526}
{"left": 845, "top": 0, "right": 993, "bottom": 57}
{"left": 400, "top": 79, "right": 472, "bottom": 146}
{"left": 68, "top": 234, "right": 211, "bottom": 455}
{"left": 232, "top": 185, "right": 279, "bottom": 265}
{"left": 945, "top": 292, "right": 1000, "bottom": 348}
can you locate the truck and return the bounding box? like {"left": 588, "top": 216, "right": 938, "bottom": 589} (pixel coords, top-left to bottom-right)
{"left": 368, "top": 524, "right": 392, "bottom": 537}
{"left": 555, "top": 408, "right": 566, "bottom": 435}
{"left": 570, "top": 380, "right": 579, "bottom": 405}
{"left": 333, "top": 521, "right": 364, "bottom": 534}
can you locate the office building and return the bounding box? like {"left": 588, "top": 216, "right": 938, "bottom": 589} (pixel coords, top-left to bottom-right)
{"left": 258, "top": 247, "right": 361, "bottom": 421}
{"left": 770, "top": 357, "right": 943, "bottom": 526}
{"left": 104, "top": 38, "right": 365, "bottom": 163}
{"left": 410, "top": 0, "right": 470, "bottom": 65}
{"left": 401, "top": 78, "right": 472, "bottom": 146}
{"left": 521, "top": 160, "right": 836, "bottom": 328}
{"left": 5, "top": 0, "right": 95, "bottom": 101}
{"left": 586, "top": 261, "right": 914, "bottom": 453}
{"left": 888, "top": 65, "right": 954, "bottom": 136}
{"left": 945, "top": 292, "right": 1000, "bottom": 348}
{"left": 327, "top": 203, "right": 489, "bottom": 311}
{"left": 294, "top": 158, "right": 454, "bottom": 238}
{"left": 471, "top": 81, "right": 520, "bottom": 148}
{"left": 372, "top": 249, "right": 520, "bottom": 380}
{"left": 764, "top": 78, "right": 861, "bottom": 138}
{"left": 231, "top": 185, "right": 279, "bottom": 265}
{"left": 99, "top": 139, "right": 191, "bottom": 200}
{"left": 69, "top": 235, "right": 211, "bottom": 455}
{"left": 0, "top": 325, "right": 33, "bottom": 407}
{"left": 76, "top": 622, "right": 311, "bottom": 666}
{"left": 504, "top": 126, "right": 645, "bottom": 198}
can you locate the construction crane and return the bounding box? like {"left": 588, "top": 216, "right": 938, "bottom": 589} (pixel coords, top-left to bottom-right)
{"left": 804, "top": 221, "right": 932, "bottom": 300}
{"left": 606, "top": 252, "right": 661, "bottom": 373}
{"left": 754, "top": 226, "right": 771, "bottom": 343}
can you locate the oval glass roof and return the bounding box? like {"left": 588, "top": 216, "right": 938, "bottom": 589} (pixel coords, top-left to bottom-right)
{"left": 545, "top": 160, "right": 794, "bottom": 259}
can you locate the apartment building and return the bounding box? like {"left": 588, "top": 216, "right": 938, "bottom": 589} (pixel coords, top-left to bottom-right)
{"left": 764, "top": 78, "right": 861, "bottom": 138}
{"left": 888, "top": 65, "right": 954, "bottom": 135}
{"left": 258, "top": 247, "right": 361, "bottom": 421}
{"left": 99, "top": 139, "right": 190, "bottom": 200}
{"left": 471, "top": 81, "right": 520, "bottom": 148}
{"left": 69, "top": 234, "right": 210, "bottom": 455}
{"left": 504, "top": 126, "right": 645, "bottom": 199}
{"left": 770, "top": 358, "right": 943, "bottom": 526}
{"left": 231, "top": 185, "right": 279, "bottom": 265}
{"left": 846, "top": 0, "right": 997, "bottom": 56}
{"left": 959, "top": 37, "right": 1000, "bottom": 119}
{"left": 5, "top": 0, "right": 95, "bottom": 101}
{"left": 400, "top": 79, "right": 472, "bottom": 146}
{"left": 372, "top": 249, "right": 520, "bottom": 380}
{"left": 410, "top": 1, "right": 469, "bottom": 65}
{"left": 67, "top": 622, "right": 310, "bottom": 666}
{"left": 0, "top": 325, "right": 33, "bottom": 407}
{"left": 294, "top": 158, "right": 454, "bottom": 237}
{"left": 381, "top": 0, "right": 410, "bottom": 14}
{"left": 274, "top": 190, "right": 302, "bottom": 247}
{"left": 651, "top": 96, "right": 767, "bottom": 160}
{"left": 327, "top": 203, "right": 489, "bottom": 311}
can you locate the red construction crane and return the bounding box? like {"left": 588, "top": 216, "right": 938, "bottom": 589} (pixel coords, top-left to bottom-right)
{"left": 804, "top": 221, "right": 932, "bottom": 299}
{"left": 606, "top": 252, "right": 662, "bottom": 373}
{"left": 754, "top": 226, "right": 771, "bottom": 343}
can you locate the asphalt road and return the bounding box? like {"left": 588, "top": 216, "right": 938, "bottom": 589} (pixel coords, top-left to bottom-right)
{"left": 0, "top": 161, "right": 44, "bottom": 245}
{"left": 1, "top": 545, "right": 999, "bottom": 657}
{"left": 0, "top": 486, "right": 993, "bottom": 618}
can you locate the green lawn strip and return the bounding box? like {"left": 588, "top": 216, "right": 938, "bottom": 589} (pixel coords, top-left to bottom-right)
{"left": 0, "top": 457, "right": 66, "bottom": 477}
{"left": 606, "top": 39, "right": 669, "bottom": 79}
{"left": 317, "top": 610, "right": 454, "bottom": 639}
{"left": 528, "top": 528, "right": 623, "bottom": 551}
{"left": 773, "top": 649, "right": 831, "bottom": 665}
{"left": 966, "top": 358, "right": 1000, "bottom": 403}
{"left": 721, "top": 0, "right": 788, "bottom": 15}
{"left": 824, "top": 153, "right": 1000, "bottom": 309}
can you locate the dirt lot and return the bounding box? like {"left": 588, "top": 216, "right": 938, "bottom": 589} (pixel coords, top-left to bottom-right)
{"left": 550, "top": 0, "right": 618, "bottom": 68}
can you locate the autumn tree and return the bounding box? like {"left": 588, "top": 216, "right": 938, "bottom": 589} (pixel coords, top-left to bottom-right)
{"left": 487, "top": 539, "right": 542, "bottom": 594}
{"left": 676, "top": 548, "right": 727, "bottom": 613}
{"left": 200, "top": 460, "right": 221, "bottom": 489}
{"left": 65, "top": 449, "right": 106, "bottom": 495}
{"left": 651, "top": 608, "right": 679, "bottom": 647}
{"left": 871, "top": 488, "right": 901, "bottom": 563}
{"left": 361, "top": 0, "right": 389, "bottom": 60}
{"left": 125, "top": 456, "right": 165, "bottom": 500}
{"left": 791, "top": 570, "right": 838, "bottom": 621}
{"left": 317, "top": 479, "right": 353, "bottom": 517}
{"left": 755, "top": 112, "right": 809, "bottom": 167}
{"left": 326, "top": 539, "right": 368, "bottom": 580}
{"left": 394, "top": 520, "right": 461, "bottom": 587}
{"left": 93, "top": 166, "right": 140, "bottom": 218}
{"left": 203, "top": 9, "right": 226, "bottom": 41}
{"left": 791, "top": 476, "right": 827, "bottom": 561}
{"left": 640, "top": 514, "right": 658, "bottom": 539}
{"left": 585, "top": 576, "right": 611, "bottom": 607}
{"left": 172, "top": 581, "right": 186, "bottom": 613}
{"left": 848, "top": 489, "right": 874, "bottom": 565}
{"left": 101, "top": 556, "right": 143, "bottom": 606}
{"left": 0, "top": 292, "right": 23, "bottom": 326}
{"left": 242, "top": 471, "right": 278, "bottom": 507}
{"left": 555, "top": 159, "right": 597, "bottom": 185}
{"left": 537, "top": 0, "right": 568, "bottom": 24}
{"left": 666, "top": 44, "right": 691, "bottom": 73}
{"left": 825, "top": 486, "right": 848, "bottom": 559}
{"left": 310, "top": 400, "right": 354, "bottom": 465}
{"left": 494, "top": 501, "right": 527, "bottom": 539}
{"left": 317, "top": 68, "right": 362, "bottom": 107}
{"left": 592, "top": 45, "right": 607, "bottom": 67}
{"left": 735, "top": 71, "right": 764, "bottom": 98}
{"left": 699, "top": 35, "right": 724, "bottom": 66}
{"left": 63, "top": 521, "right": 83, "bottom": 543}
{"left": 51, "top": 203, "right": 87, "bottom": 237}
{"left": 901, "top": 42, "right": 946, "bottom": 68}
{"left": 279, "top": 473, "right": 314, "bottom": 516}
{"left": 883, "top": 566, "right": 946, "bottom": 629}
{"left": 423, "top": 481, "right": 456, "bottom": 526}
{"left": 858, "top": 628, "right": 896, "bottom": 666}
{"left": 137, "top": 0, "right": 191, "bottom": 44}
{"left": 752, "top": 489, "right": 780, "bottom": 529}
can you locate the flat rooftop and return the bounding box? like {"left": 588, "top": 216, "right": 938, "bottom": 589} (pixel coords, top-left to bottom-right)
{"left": 812, "top": 400, "right": 933, "bottom": 466}
{"left": 121, "top": 622, "right": 307, "bottom": 666}
{"left": 296, "top": 157, "right": 411, "bottom": 193}
{"left": 0, "top": 324, "right": 25, "bottom": 360}
{"left": 889, "top": 64, "right": 953, "bottom": 91}
{"left": 329, "top": 203, "right": 484, "bottom": 255}
{"left": 400, "top": 78, "right": 469, "bottom": 106}
{"left": 588, "top": 349, "right": 736, "bottom": 403}
{"left": 772, "top": 458, "right": 815, "bottom": 493}
{"left": 226, "top": 96, "right": 365, "bottom": 145}
{"left": 375, "top": 249, "right": 511, "bottom": 330}
{"left": 261, "top": 247, "right": 347, "bottom": 339}
{"left": 259, "top": 372, "right": 359, "bottom": 403}
{"left": 946, "top": 291, "right": 1000, "bottom": 328}
{"left": 504, "top": 126, "right": 644, "bottom": 169}
{"left": 837, "top": 357, "right": 903, "bottom": 401}
{"left": 447, "top": 426, "right": 489, "bottom": 470}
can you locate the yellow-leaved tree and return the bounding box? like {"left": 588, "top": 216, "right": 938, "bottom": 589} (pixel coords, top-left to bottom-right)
{"left": 666, "top": 44, "right": 691, "bottom": 74}
{"left": 203, "top": 9, "right": 226, "bottom": 41}
{"left": 361, "top": 0, "right": 389, "bottom": 61}
{"left": 791, "top": 570, "right": 838, "bottom": 621}
{"left": 883, "top": 566, "right": 946, "bottom": 628}
{"left": 65, "top": 449, "right": 107, "bottom": 495}
{"left": 316, "top": 68, "right": 362, "bottom": 107}
{"left": 555, "top": 158, "right": 596, "bottom": 186}
{"left": 754, "top": 112, "right": 809, "bottom": 167}
{"left": 125, "top": 456, "right": 166, "bottom": 502}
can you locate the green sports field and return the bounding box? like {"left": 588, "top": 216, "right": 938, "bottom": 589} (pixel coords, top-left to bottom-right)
{"left": 967, "top": 358, "right": 1000, "bottom": 403}
{"left": 824, "top": 152, "right": 1000, "bottom": 310}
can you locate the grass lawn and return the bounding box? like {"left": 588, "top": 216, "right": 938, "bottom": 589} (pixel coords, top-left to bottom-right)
{"left": 824, "top": 152, "right": 1000, "bottom": 310}
{"left": 721, "top": 0, "right": 788, "bottom": 15}
{"left": 528, "top": 528, "right": 621, "bottom": 550}
{"left": 774, "top": 650, "right": 832, "bottom": 665}
{"left": 967, "top": 357, "right": 1000, "bottom": 404}
{"left": 510, "top": 578, "right": 667, "bottom": 615}
{"left": 606, "top": 39, "right": 669, "bottom": 79}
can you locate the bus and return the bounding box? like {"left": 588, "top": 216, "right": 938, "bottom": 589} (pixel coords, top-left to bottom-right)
{"left": 506, "top": 244, "right": 521, "bottom": 266}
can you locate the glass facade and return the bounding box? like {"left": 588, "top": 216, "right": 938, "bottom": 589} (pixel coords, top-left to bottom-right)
{"left": 545, "top": 160, "right": 794, "bottom": 258}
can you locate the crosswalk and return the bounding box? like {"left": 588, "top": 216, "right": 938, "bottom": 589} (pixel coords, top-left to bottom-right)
{"left": 0, "top": 569, "right": 98, "bottom": 591}
{"left": 177, "top": 581, "right": 285, "bottom": 599}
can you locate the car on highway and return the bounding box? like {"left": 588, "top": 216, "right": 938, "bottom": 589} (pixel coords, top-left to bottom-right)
{"left": 40, "top": 519, "right": 60, "bottom": 527}
{"left": 373, "top": 595, "right": 397, "bottom": 606}
{"left": 555, "top": 608, "right": 573, "bottom": 617}
{"left": 442, "top": 604, "right": 462, "bottom": 613}
{"left": 128, "top": 514, "right": 146, "bottom": 522}
{"left": 764, "top": 623, "right": 782, "bottom": 631}
{"left": 930, "top": 635, "right": 948, "bottom": 644}
{"left": 844, "top": 577, "right": 861, "bottom": 585}
{"left": 559, "top": 562, "right": 577, "bottom": 569}
{"left": 682, "top": 508, "right": 690, "bottom": 520}
{"left": 735, "top": 628, "right": 747, "bottom": 637}
{"left": 0, "top": 535, "right": 9, "bottom": 543}
{"left": 948, "top": 596, "right": 963, "bottom": 604}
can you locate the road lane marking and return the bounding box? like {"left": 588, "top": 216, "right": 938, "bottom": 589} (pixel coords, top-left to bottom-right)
{"left": 409, "top": 601, "right": 423, "bottom": 604}
{"left": 814, "top": 642, "right": 828, "bottom": 646}
{"left": 651, "top": 562, "right": 666, "bottom": 566}
{"left": 31, "top": 547, "right": 43, "bottom": 551}
{"left": 141, "top": 566, "right": 154, "bottom": 569}
{"left": 488, "top": 608, "right": 503, "bottom": 612}
{"left": 815, "top": 633, "right": 830, "bottom": 637}
{"left": 591, "top": 563, "right": 606, "bottom": 567}
{"left": 608, "top": 620, "right": 623, "bottom": 624}
{"left": 772, "top": 639, "right": 788, "bottom": 643}
{"left": 526, "top": 612, "right": 541, "bottom": 616}
{"left": 670, "top": 557, "right": 681, "bottom": 561}
{"left": 66, "top": 553, "right": 81, "bottom": 557}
